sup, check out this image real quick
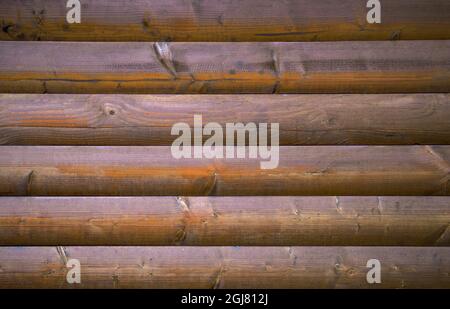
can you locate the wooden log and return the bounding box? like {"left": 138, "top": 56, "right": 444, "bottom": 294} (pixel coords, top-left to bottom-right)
{"left": 1, "top": 0, "right": 449, "bottom": 42}
{"left": 0, "top": 246, "right": 448, "bottom": 288}
{"left": 0, "top": 196, "right": 448, "bottom": 246}
{"left": 0, "top": 146, "right": 448, "bottom": 196}
{"left": 1, "top": 41, "right": 449, "bottom": 94}
{"left": 1, "top": 94, "right": 450, "bottom": 145}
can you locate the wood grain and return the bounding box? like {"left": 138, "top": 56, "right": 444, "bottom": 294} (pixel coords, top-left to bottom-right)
{"left": 1, "top": 41, "right": 449, "bottom": 94}
{"left": 0, "top": 146, "right": 449, "bottom": 196}
{"left": 0, "top": 246, "right": 448, "bottom": 288}
{"left": 1, "top": 94, "right": 450, "bottom": 145}
{"left": 1, "top": 0, "right": 449, "bottom": 41}
{"left": 0, "top": 196, "right": 448, "bottom": 246}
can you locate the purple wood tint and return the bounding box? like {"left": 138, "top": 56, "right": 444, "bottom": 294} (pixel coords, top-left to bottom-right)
{"left": 0, "top": 41, "right": 449, "bottom": 94}
{"left": 0, "top": 0, "right": 449, "bottom": 41}
{"left": 0, "top": 196, "right": 448, "bottom": 246}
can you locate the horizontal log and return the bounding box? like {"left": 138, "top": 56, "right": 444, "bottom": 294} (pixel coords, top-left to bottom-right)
{"left": 0, "top": 146, "right": 448, "bottom": 196}
{"left": 1, "top": 41, "right": 449, "bottom": 94}
{"left": 1, "top": 0, "right": 449, "bottom": 41}
{"left": 0, "top": 247, "right": 448, "bottom": 288}
{"left": 1, "top": 94, "right": 450, "bottom": 145}
{"left": 0, "top": 196, "right": 448, "bottom": 246}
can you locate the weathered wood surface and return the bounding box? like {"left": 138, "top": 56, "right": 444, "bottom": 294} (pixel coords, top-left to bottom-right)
{"left": 0, "top": 196, "right": 448, "bottom": 246}
{"left": 1, "top": 41, "right": 449, "bottom": 94}
{"left": 0, "top": 247, "right": 448, "bottom": 288}
{"left": 1, "top": 94, "right": 450, "bottom": 145}
{"left": 1, "top": 0, "right": 450, "bottom": 42}
{"left": 0, "top": 146, "right": 449, "bottom": 196}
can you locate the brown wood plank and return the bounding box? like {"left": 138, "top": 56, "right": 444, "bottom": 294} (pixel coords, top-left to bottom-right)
{"left": 1, "top": 94, "right": 450, "bottom": 145}
{"left": 1, "top": 0, "right": 449, "bottom": 41}
{"left": 0, "top": 246, "right": 448, "bottom": 288}
{"left": 0, "top": 196, "right": 448, "bottom": 246}
{"left": 0, "top": 146, "right": 448, "bottom": 196}
{"left": 1, "top": 41, "right": 449, "bottom": 94}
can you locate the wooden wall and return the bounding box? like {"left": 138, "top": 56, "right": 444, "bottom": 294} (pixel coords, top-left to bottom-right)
{"left": 0, "top": 0, "right": 449, "bottom": 289}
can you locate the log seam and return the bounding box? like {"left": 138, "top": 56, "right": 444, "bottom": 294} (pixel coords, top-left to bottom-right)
{"left": 26, "top": 170, "right": 35, "bottom": 196}
{"left": 205, "top": 171, "right": 218, "bottom": 196}
{"left": 424, "top": 146, "right": 450, "bottom": 194}
{"left": 376, "top": 196, "right": 384, "bottom": 216}
{"left": 335, "top": 196, "right": 343, "bottom": 214}
{"left": 176, "top": 196, "right": 190, "bottom": 213}
{"left": 56, "top": 246, "right": 68, "bottom": 265}
{"left": 175, "top": 196, "right": 190, "bottom": 244}
{"left": 212, "top": 248, "right": 226, "bottom": 289}
{"left": 270, "top": 48, "right": 281, "bottom": 94}
{"left": 425, "top": 146, "right": 450, "bottom": 173}
{"left": 434, "top": 224, "right": 450, "bottom": 245}
{"left": 287, "top": 247, "right": 298, "bottom": 266}
{"left": 152, "top": 42, "right": 178, "bottom": 79}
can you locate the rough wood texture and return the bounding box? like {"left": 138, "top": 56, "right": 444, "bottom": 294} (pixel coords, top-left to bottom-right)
{"left": 0, "top": 146, "right": 449, "bottom": 196}
{"left": 1, "top": 41, "right": 449, "bottom": 94}
{"left": 1, "top": 0, "right": 449, "bottom": 41}
{"left": 0, "top": 247, "right": 448, "bottom": 288}
{"left": 1, "top": 94, "right": 450, "bottom": 145}
{"left": 0, "top": 196, "right": 448, "bottom": 246}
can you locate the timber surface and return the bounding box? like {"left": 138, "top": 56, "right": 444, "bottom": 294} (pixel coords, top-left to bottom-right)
{"left": 0, "top": 41, "right": 449, "bottom": 94}
{"left": 0, "top": 146, "right": 449, "bottom": 196}
{"left": 1, "top": 0, "right": 450, "bottom": 41}
{"left": 0, "top": 196, "right": 448, "bottom": 246}
{"left": 0, "top": 246, "right": 448, "bottom": 288}
{"left": 1, "top": 94, "right": 450, "bottom": 145}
